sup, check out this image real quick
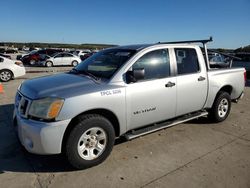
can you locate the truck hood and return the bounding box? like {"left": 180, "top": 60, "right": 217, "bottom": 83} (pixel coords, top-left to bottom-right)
{"left": 20, "top": 73, "right": 101, "bottom": 99}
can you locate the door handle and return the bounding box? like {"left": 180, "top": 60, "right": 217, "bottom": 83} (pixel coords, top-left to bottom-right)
{"left": 165, "top": 82, "right": 175, "bottom": 87}
{"left": 198, "top": 76, "right": 206, "bottom": 81}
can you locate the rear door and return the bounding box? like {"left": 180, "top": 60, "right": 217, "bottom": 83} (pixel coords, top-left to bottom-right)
{"left": 62, "top": 53, "right": 74, "bottom": 65}
{"left": 174, "top": 47, "right": 208, "bottom": 116}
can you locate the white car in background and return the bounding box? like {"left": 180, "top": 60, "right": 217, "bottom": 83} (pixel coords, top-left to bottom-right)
{"left": 0, "top": 56, "right": 26, "bottom": 82}
{"left": 42, "top": 52, "right": 81, "bottom": 67}
{"left": 73, "top": 49, "right": 91, "bottom": 57}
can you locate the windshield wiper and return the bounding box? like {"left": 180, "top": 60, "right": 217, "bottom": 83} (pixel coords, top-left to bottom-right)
{"left": 70, "top": 68, "right": 100, "bottom": 81}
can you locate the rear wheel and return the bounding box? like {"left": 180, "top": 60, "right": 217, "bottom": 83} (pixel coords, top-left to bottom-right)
{"left": 46, "top": 61, "right": 53, "bottom": 67}
{"left": 0, "top": 70, "right": 13, "bottom": 82}
{"left": 72, "top": 61, "right": 78, "bottom": 67}
{"left": 208, "top": 91, "right": 231, "bottom": 122}
{"left": 65, "top": 114, "right": 115, "bottom": 169}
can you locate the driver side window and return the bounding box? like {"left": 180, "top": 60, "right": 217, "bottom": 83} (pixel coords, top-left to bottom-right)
{"left": 132, "top": 49, "right": 170, "bottom": 81}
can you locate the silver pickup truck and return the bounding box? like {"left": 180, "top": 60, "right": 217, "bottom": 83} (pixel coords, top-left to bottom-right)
{"left": 14, "top": 38, "right": 246, "bottom": 169}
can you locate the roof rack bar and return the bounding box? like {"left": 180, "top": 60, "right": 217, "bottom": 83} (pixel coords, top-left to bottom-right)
{"left": 158, "top": 37, "right": 213, "bottom": 44}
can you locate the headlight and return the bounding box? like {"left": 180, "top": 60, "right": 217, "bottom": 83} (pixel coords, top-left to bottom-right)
{"left": 28, "top": 97, "right": 64, "bottom": 120}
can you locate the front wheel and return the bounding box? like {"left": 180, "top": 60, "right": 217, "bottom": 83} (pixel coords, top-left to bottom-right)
{"left": 208, "top": 91, "right": 231, "bottom": 122}
{"left": 29, "top": 59, "right": 36, "bottom": 66}
{"left": 46, "top": 61, "right": 53, "bottom": 67}
{"left": 65, "top": 114, "right": 115, "bottom": 169}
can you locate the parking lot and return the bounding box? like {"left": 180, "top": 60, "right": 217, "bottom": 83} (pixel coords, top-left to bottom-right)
{"left": 0, "top": 67, "right": 250, "bottom": 188}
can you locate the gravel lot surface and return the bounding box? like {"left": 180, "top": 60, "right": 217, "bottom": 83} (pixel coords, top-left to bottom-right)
{"left": 0, "top": 67, "right": 250, "bottom": 188}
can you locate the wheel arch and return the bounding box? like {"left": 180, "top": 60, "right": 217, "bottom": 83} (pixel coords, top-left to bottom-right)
{"left": 214, "top": 85, "right": 233, "bottom": 102}
{"left": 218, "top": 85, "right": 233, "bottom": 96}
{"left": 61, "top": 108, "right": 120, "bottom": 152}
{"left": 209, "top": 85, "right": 233, "bottom": 108}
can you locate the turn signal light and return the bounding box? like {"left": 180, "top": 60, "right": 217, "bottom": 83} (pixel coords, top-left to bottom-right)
{"left": 48, "top": 100, "right": 64, "bottom": 119}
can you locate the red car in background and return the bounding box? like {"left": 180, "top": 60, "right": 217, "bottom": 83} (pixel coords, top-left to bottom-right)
{"left": 21, "top": 49, "right": 62, "bottom": 65}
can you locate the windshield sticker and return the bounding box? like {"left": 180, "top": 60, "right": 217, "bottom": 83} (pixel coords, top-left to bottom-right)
{"left": 100, "top": 89, "right": 121, "bottom": 96}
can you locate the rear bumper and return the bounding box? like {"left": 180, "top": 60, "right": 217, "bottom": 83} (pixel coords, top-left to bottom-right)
{"left": 14, "top": 111, "right": 71, "bottom": 155}
{"left": 14, "top": 67, "right": 26, "bottom": 78}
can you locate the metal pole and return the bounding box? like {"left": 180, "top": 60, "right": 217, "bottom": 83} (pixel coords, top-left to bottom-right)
{"left": 203, "top": 43, "right": 210, "bottom": 70}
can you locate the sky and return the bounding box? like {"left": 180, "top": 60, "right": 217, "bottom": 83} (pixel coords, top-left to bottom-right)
{"left": 0, "top": 0, "right": 249, "bottom": 49}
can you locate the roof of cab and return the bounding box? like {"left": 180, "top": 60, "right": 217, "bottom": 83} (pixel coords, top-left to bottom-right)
{"left": 110, "top": 43, "right": 199, "bottom": 51}
{"left": 112, "top": 44, "right": 152, "bottom": 51}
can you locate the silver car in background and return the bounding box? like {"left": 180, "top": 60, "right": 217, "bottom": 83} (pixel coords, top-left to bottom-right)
{"left": 41, "top": 52, "right": 81, "bottom": 67}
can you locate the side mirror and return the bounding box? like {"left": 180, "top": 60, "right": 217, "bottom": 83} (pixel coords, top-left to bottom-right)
{"left": 126, "top": 68, "right": 145, "bottom": 83}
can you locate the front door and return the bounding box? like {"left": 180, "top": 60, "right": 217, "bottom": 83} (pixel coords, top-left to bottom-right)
{"left": 53, "top": 53, "right": 63, "bottom": 66}
{"left": 126, "top": 48, "right": 177, "bottom": 130}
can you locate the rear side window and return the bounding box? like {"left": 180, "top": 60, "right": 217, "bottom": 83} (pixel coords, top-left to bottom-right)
{"left": 132, "top": 49, "right": 170, "bottom": 80}
{"left": 174, "top": 48, "right": 199, "bottom": 75}
{"left": 0, "top": 57, "right": 3, "bottom": 62}
{"left": 54, "top": 54, "right": 63, "bottom": 58}
{"left": 63, "top": 53, "right": 73, "bottom": 57}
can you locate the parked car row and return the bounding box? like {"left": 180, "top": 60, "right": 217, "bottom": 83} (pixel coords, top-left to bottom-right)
{"left": 0, "top": 48, "right": 18, "bottom": 54}
{"left": 19, "top": 49, "right": 63, "bottom": 65}
{"left": 18, "top": 48, "right": 97, "bottom": 66}
{"left": 0, "top": 47, "right": 99, "bottom": 82}
{"left": 40, "top": 52, "right": 81, "bottom": 67}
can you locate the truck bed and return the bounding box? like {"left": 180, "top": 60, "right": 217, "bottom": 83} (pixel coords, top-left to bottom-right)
{"left": 205, "top": 67, "right": 245, "bottom": 108}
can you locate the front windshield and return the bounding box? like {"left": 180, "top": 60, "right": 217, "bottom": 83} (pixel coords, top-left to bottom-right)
{"left": 74, "top": 49, "right": 136, "bottom": 79}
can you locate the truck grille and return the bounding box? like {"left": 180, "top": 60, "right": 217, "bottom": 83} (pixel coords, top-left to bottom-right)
{"left": 15, "top": 92, "right": 31, "bottom": 118}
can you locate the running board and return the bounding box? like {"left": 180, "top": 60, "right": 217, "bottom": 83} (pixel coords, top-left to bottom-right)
{"left": 125, "top": 111, "right": 208, "bottom": 140}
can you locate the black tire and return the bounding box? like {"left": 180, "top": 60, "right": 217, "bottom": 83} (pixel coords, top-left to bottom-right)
{"left": 65, "top": 114, "right": 115, "bottom": 169}
{"left": 72, "top": 61, "right": 78, "bottom": 67}
{"left": 208, "top": 91, "right": 231, "bottom": 122}
{"left": 46, "top": 61, "right": 53, "bottom": 67}
{"left": 0, "top": 69, "right": 13, "bottom": 82}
